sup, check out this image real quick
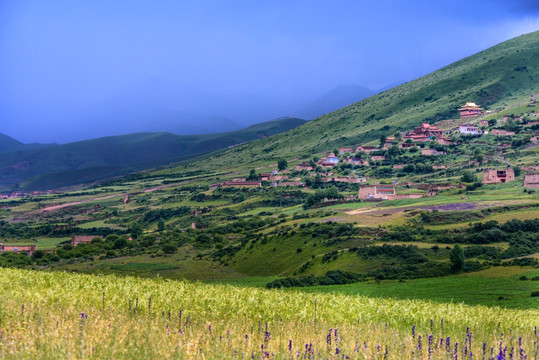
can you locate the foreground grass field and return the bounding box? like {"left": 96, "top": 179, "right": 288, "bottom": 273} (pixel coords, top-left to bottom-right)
{"left": 1, "top": 268, "right": 537, "bottom": 359}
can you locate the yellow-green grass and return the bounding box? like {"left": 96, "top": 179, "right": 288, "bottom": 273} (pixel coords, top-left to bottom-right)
{"left": 0, "top": 267, "right": 537, "bottom": 359}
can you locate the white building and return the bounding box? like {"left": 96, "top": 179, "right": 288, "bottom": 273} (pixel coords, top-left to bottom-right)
{"left": 459, "top": 124, "right": 481, "bottom": 135}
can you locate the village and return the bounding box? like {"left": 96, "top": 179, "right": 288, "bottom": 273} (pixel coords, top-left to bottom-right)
{"left": 211, "top": 99, "right": 539, "bottom": 202}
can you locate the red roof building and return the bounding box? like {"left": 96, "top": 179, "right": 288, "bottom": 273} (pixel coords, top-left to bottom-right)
{"left": 404, "top": 123, "right": 443, "bottom": 140}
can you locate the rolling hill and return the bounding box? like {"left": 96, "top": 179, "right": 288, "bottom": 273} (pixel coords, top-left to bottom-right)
{"left": 0, "top": 117, "right": 306, "bottom": 191}
{"left": 170, "top": 31, "right": 539, "bottom": 174}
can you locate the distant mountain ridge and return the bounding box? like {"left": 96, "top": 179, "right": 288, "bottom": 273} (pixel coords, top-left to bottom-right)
{"left": 0, "top": 133, "right": 23, "bottom": 153}
{"left": 0, "top": 117, "right": 306, "bottom": 191}
{"left": 0, "top": 133, "right": 56, "bottom": 154}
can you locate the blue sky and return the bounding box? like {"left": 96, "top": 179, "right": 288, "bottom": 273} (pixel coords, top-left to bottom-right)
{"left": 1, "top": 0, "right": 538, "bottom": 143}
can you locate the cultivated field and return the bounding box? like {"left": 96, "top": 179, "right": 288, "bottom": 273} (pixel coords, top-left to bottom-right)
{"left": 1, "top": 268, "right": 537, "bottom": 359}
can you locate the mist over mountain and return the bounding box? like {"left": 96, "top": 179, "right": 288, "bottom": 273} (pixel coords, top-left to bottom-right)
{"left": 1, "top": 80, "right": 384, "bottom": 144}
{"left": 297, "top": 84, "right": 376, "bottom": 120}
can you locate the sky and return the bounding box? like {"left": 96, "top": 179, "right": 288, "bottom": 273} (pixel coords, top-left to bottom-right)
{"left": 1, "top": 0, "right": 538, "bottom": 143}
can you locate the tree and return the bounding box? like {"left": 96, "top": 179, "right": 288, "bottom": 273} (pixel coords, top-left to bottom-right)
{"left": 158, "top": 218, "right": 165, "bottom": 231}
{"left": 386, "top": 145, "right": 401, "bottom": 158}
{"left": 475, "top": 154, "right": 484, "bottom": 163}
{"left": 246, "top": 169, "right": 258, "bottom": 181}
{"left": 513, "top": 166, "right": 521, "bottom": 177}
{"left": 303, "top": 195, "right": 315, "bottom": 209}
{"left": 450, "top": 245, "right": 465, "bottom": 272}
{"left": 130, "top": 222, "right": 143, "bottom": 239}
{"left": 379, "top": 135, "right": 387, "bottom": 148}
{"left": 114, "top": 237, "right": 128, "bottom": 249}
{"left": 461, "top": 170, "right": 476, "bottom": 183}
{"left": 162, "top": 243, "right": 178, "bottom": 254}
{"left": 277, "top": 158, "right": 288, "bottom": 170}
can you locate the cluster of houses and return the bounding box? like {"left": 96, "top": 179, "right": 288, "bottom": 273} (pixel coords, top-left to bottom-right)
{"left": 209, "top": 102, "right": 538, "bottom": 195}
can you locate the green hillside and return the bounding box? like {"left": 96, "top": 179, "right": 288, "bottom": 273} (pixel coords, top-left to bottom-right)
{"left": 0, "top": 117, "right": 306, "bottom": 191}
{"left": 170, "top": 31, "right": 538, "bottom": 174}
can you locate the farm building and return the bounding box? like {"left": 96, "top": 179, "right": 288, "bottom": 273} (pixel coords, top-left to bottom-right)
{"left": 339, "top": 148, "right": 354, "bottom": 154}
{"left": 295, "top": 162, "right": 313, "bottom": 171}
{"left": 490, "top": 129, "right": 515, "bottom": 136}
{"left": 343, "top": 158, "right": 368, "bottom": 166}
{"left": 524, "top": 173, "right": 539, "bottom": 188}
{"left": 421, "top": 149, "right": 446, "bottom": 156}
{"left": 0, "top": 244, "right": 36, "bottom": 256}
{"left": 71, "top": 235, "right": 104, "bottom": 246}
{"left": 482, "top": 169, "right": 515, "bottom": 184}
{"left": 358, "top": 185, "right": 396, "bottom": 200}
{"left": 221, "top": 181, "right": 261, "bottom": 188}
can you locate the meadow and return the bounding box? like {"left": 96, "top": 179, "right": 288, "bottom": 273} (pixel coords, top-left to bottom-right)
{"left": 1, "top": 267, "right": 537, "bottom": 359}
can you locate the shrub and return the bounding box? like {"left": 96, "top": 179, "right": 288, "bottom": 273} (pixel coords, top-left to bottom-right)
{"left": 161, "top": 244, "right": 178, "bottom": 254}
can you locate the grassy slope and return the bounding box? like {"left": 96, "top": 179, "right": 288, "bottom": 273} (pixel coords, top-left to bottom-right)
{"left": 164, "top": 31, "right": 539, "bottom": 175}
{"left": 0, "top": 117, "right": 306, "bottom": 191}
